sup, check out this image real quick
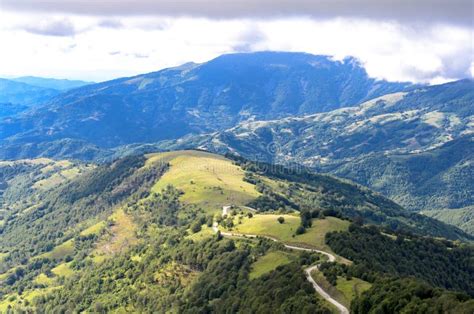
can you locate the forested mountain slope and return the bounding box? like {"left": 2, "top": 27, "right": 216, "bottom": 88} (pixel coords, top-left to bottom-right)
{"left": 423, "top": 206, "right": 474, "bottom": 235}
{"left": 0, "top": 52, "right": 410, "bottom": 155}
{"left": 0, "top": 151, "right": 471, "bottom": 312}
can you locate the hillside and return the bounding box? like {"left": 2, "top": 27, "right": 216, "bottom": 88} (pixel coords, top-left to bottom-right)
{"left": 422, "top": 206, "right": 474, "bottom": 235}
{"left": 0, "top": 151, "right": 472, "bottom": 312}
{"left": 0, "top": 52, "right": 411, "bottom": 154}
{"left": 167, "top": 80, "right": 473, "bottom": 217}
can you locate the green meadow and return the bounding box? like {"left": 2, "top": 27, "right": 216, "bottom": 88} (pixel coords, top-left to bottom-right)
{"left": 149, "top": 151, "right": 260, "bottom": 212}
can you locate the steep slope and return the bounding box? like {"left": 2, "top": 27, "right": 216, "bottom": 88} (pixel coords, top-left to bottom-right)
{"left": 170, "top": 80, "right": 473, "bottom": 214}
{"left": 0, "top": 52, "right": 411, "bottom": 154}
{"left": 0, "top": 151, "right": 471, "bottom": 312}
{"left": 423, "top": 206, "right": 474, "bottom": 235}
{"left": 327, "top": 136, "right": 473, "bottom": 212}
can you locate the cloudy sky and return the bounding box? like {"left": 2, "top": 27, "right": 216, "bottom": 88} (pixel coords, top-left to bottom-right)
{"left": 0, "top": 0, "right": 472, "bottom": 83}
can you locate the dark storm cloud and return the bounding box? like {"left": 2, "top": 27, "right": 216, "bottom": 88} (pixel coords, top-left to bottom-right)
{"left": 2, "top": 0, "right": 472, "bottom": 26}
{"left": 20, "top": 18, "right": 76, "bottom": 36}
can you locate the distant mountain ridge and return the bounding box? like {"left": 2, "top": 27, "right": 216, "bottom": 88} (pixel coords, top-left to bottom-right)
{"left": 0, "top": 78, "right": 59, "bottom": 106}
{"left": 0, "top": 77, "right": 92, "bottom": 119}
{"left": 0, "top": 52, "right": 412, "bottom": 151}
{"left": 10, "top": 76, "right": 92, "bottom": 91}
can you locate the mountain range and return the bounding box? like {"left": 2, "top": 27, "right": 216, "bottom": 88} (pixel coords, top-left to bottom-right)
{"left": 0, "top": 52, "right": 411, "bottom": 150}
{"left": 0, "top": 52, "right": 472, "bottom": 234}
{"left": 0, "top": 52, "right": 473, "bottom": 312}
{"left": 9, "top": 76, "right": 92, "bottom": 91}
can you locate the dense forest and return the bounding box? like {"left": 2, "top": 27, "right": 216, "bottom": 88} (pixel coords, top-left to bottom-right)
{"left": 352, "top": 278, "right": 474, "bottom": 314}
{"left": 325, "top": 224, "right": 474, "bottom": 296}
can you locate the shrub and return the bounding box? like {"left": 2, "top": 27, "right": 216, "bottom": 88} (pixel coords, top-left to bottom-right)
{"left": 295, "top": 226, "right": 306, "bottom": 235}
{"left": 191, "top": 221, "right": 202, "bottom": 233}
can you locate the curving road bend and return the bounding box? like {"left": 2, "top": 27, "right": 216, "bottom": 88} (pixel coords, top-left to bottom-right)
{"left": 214, "top": 206, "right": 349, "bottom": 314}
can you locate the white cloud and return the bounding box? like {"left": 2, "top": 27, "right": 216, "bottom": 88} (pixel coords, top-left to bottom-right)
{"left": 19, "top": 18, "right": 76, "bottom": 36}
{"left": 0, "top": 12, "right": 472, "bottom": 83}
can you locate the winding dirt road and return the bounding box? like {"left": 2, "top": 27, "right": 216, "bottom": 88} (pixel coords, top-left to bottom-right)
{"left": 214, "top": 206, "right": 349, "bottom": 314}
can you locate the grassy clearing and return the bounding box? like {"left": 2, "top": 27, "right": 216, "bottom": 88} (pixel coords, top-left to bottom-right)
{"left": 232, "top": 214, "right": 300, "bottom": 239}
{"left": 33, "top": 163, "right": 93, "bottom": 190}
{"left": 229, "top": 215, "right": 349, "bottom": 255}
{"left": 39, "top": 239, "right": 74, "bottom": 260}
{"left": 34, "top": 273, "right": 54, "bottom": 286}
{"left": 310, "top": 271, "right": 371, "bottom": 310}
{"left": 186, "top": 225, "right": 215, "bottom": 242}
{"left": 80, "top": 221, "right": 106, "bottom": 236}
{"left": 92, "top": 209, "right": 138, "bottom": 262}
{"left": 336, "top": 277, "right": 372, "bottom": 305}
{"left": 311, "top": 270, "right": 350, "bottom": 309}
{"left": 249, "top": 251, "right": 293, "bottom": 280}
{"left": 149, "top": 151, "right": 260, "bottom": 212}
{"left": 294, "top": 217, "right": 350, "bottom": 253}
{"left": 52, "top": 262, "right": 75, "bottom": 278}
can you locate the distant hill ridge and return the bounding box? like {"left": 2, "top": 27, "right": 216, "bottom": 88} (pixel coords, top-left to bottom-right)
{"left": 10, "top": 76, "right": 92, "bottom": 91}
{"left": 0, "top": 51, "right": 412, "bottom": 151}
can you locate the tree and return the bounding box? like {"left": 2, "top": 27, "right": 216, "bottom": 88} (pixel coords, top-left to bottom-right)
{"left": 277, "top": 217, "right": 285, "bottom": 224}
{"left": 295, "top": 226, "right": 306, "bottom": 235}
{"left": 191, "top": 221, "right": 202, "bottom": 233}
{"left": 206, "top": 215, "right": 214, "bottom": 227}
